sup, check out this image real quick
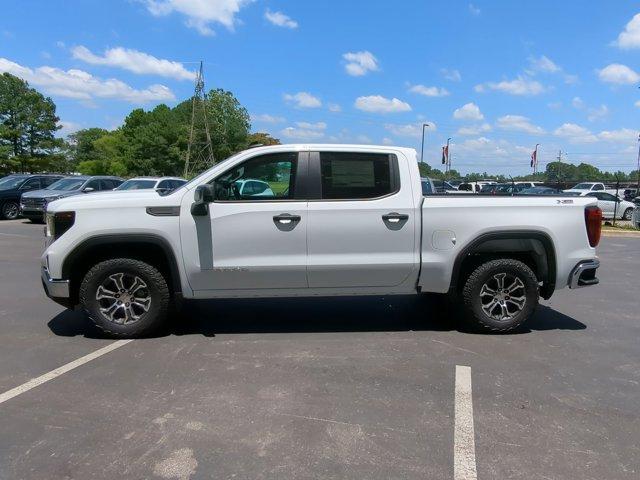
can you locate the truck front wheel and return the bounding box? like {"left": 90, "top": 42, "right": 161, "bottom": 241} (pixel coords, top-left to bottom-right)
{"left": 462, "top": 259, "right": 539, "bottom": 332}
{"left": 79, "top": 258, "right": 170, "bottom": 338}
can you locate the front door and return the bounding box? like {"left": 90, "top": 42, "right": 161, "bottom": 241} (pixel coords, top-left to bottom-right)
{"left": 186, "top": 151, "right": 309, "bottom": 292}
{"left": 306, "top": 151, "right": 417, "bottom": 288}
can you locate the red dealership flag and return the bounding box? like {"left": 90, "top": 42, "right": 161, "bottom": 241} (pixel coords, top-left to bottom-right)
{"left": 442, "top": 145, "right": 449, "bottom": 164}
{"left": 530, "top": 148, "right": 537, "bottom": 167}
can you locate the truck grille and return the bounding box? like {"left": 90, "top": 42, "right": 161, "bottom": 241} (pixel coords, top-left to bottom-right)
{"left": 22, "top": 198, "right": 46, "bottom": 208}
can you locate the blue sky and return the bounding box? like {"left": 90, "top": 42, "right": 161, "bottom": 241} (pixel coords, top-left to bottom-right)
{"left": 1, "top": 0, "right": 639, "bottom": 174}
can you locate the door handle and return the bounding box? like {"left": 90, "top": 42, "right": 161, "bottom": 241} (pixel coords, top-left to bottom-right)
{"left": 273, "top": 213, "right": 301, "bottom": 225}
{"left": 382, "top": 213, "right": 409, "bottom": 223}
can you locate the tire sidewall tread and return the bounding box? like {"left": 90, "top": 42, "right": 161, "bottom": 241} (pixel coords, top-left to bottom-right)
{"left": 462, "top": 258, "right": 539, "bottom": 333}
{"left": 79, "top": 258, "right": 170, "bottom": 338}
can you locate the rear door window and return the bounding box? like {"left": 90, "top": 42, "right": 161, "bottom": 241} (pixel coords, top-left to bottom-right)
{"left": 318, "top": 152, "right": 396, "bottom": 200}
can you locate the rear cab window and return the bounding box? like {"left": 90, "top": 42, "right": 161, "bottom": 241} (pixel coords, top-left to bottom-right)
{"left": 318, "top": 152, "right": 397, "bottom": 200}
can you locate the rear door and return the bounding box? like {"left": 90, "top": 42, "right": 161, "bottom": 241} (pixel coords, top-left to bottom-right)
{"left": 306, "top": 151, "right": 416, "bottom": 288}
{"left": 186, "top": 151, "right": 309, "bottom": 291}
{"left": 588, "top": 192, "right": 614, "bottom": 217}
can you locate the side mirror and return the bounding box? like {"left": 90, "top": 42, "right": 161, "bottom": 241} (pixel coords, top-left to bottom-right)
{"left": 83, "top": 187, "right": 95, "bottom": 193}
{"left": 191, "top": 184, "right": 215, "bottom": 216}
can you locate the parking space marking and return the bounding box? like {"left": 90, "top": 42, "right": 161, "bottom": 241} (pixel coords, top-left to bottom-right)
{"left": 454, "top": 365, "right": 477, "bottom": 480}
{"left": 0, "top": 340, "right": 132, "bottom": 405}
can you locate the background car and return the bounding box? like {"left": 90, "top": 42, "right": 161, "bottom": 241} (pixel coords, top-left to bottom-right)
{"left": 582, "top": 191, "right": 635, "bottom": 220}
{"left": 233, "top": 179, "right": 275, "bottom": 197}
{"left": 633, "top": 206, "right": 640, "bottom": 229}
{"left": 519, "top": 186, "right": 569, "bottom": 195}
{"left": 0, "top": 174, "right": 63, "bottom": 220}
{"left": 421, "top": 177, "right": 436, "bottom": 195}
{"left": 431, "top": 179, "right": 455, "bottom": 193}
{"left": 115, "top": 177, "right": 187, "bottom": 194}
{"left": 20, "top": 175, "right": 123, "bottom": 222}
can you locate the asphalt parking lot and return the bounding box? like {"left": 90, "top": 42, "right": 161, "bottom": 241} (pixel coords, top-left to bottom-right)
{"left": 0, "top": 219, "right": 638, "bottom": 480}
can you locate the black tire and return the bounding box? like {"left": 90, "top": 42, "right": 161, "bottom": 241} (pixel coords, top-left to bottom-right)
{"left": 623, "top": 208, "right": 633, "bottom": 221}
{"left": 79, "top": 258, "right": 170, "bottom": 338}
{"left": 1, "top": 201, "right": 20, "bottom": 220}
{"left": 462, "top": 259, "right": 539, "bottom": 332}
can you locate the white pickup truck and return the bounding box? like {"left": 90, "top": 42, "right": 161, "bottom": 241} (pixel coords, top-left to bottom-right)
{"left": 41, "top": 144, "right": 602, "bottom": 337}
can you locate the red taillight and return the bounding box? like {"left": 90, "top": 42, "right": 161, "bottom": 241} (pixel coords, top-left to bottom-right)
{"left": 584, "top": 206, "right": 602, "bottom": 248}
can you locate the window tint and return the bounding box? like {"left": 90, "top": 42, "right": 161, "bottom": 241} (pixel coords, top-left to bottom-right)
{"left": 421, "top": 180, "right": 433, "bottom": 195}
{"left": 42, "top": 177, "right": 61, "bottom": 187}
{"left": 84, "top": 179, "right": 100, "bottom": 191}
{"left": 593, "top": 184, "right": 604, "bottom": 191}
{"left": 319, "top": 152, "right": 394, "bottom": 200}
{"left": 600, "top": 193, "right": 617, "bottom": 201}
{"left": 99, "top": 179, "right": 115, "bottom": 190}
{"left": 213, "top": 152, "right": 297, "bottom": 201}
{"left": 22, "top": 178, "right": 41, "bottom": 189}
{"left": 459, "top": 183, "right": 472, "bottom": 191}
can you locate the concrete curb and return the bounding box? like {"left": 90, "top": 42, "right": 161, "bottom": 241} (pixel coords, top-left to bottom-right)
{"left": 602, "top": 230, "right": 640, "bottom": 238}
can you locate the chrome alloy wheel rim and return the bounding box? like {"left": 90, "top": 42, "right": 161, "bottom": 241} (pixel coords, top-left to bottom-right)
{"left": 96, "top": 273, "right": 151, "bottom": 324}
{"left": 4, "top": 202, "right": 18, "bottom": 219}
{"left": 479, "top": 273, "right": 526, "bottom": 321}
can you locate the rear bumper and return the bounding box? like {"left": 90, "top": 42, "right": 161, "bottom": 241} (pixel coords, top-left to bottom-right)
{"left": 568, "top": 259, "right": 600, "bottom": 289}
{"left": 41, "top": 266, "right": 72, "bottom": 307}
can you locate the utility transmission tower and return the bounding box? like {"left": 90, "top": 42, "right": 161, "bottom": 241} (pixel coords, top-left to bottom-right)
{"left": 183, "top": 61, "right": 214, "bottom": 178}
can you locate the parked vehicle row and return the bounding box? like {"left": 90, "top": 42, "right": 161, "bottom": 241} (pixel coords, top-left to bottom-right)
{"left": 0, "top": 173, "right": 187, "bottom": 221}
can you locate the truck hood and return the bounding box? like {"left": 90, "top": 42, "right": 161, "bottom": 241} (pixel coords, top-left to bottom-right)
{"left": 45, "top": 189, "right": 179, "bottom": 213}
{"left": 21, "top": 189, "right": 82, "bottom": 200}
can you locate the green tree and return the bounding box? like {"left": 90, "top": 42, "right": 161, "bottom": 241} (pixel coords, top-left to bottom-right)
{"left": 0, "top": 73, "right": 61, "bottom": 172}
{"left": 247, "top": 131, "right": 280, "bottom": 147}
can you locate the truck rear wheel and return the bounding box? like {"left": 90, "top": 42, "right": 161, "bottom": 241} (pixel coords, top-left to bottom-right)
{"left": 462, "top": 259, "right": 538, "bottom": 332}
{"left": 79, "top": 258, "right": 170, "bottom": 338}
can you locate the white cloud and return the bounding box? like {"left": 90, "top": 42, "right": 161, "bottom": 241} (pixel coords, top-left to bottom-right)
{"left": 384, "top": 122, "right": 436, "bottom": 138}
{"left": 553, "top": 123, "right": 597, "bottom": 143}
{"left": 408, "top": 84, "right": 449, "bottom": 97}
{"left": 251, "top": 113, "right": 285, "bottom": 123}
{"left": 0, "top": 57, "right": 174, "bottom": 103}
{"left": 474, "top": 75, "right": 546, "bottom": 95}
{"left": 453, "top": 102, "right": 484, "bottom": 121}
{"left": 280, "top": 121, "right": 326, "bottom": 140}
{"left": 572, "top": 96, "right": 585, "bottom": 109}
{"left": 528, "top": 55, "right": 560, "bottom": 73}
{"left": 143, "top": 0, "right": 252, "bottom": 36}
{"left": 382, "top": 137, "right": 395, "bottom": 145}
{"left": 71, "top": 46, "right": 196, "bottom": 80}
{"left": 328, "top": 103, "right": 342, "bottom": 112}
{"left": 264, "top": 9, "right": 298, "bottom": 29}
{"left": 636, "top": 100, "right": 640, "bottom": 108}
{"left": 597, "top": 128, "right": 637, "bottom": 143}
{"left": 354, "top": 95, "right": 411, "bottom": 113}
{"left": 342, "top": 51, "right": 379, "bottom": 76}
{"left": 441, "top": 68, "right": 461, "bottom": 82}
{"left": 597, "top": 63, "right": 640, "bottom": 85}
{"left": 283, "top": 91, "right": 322, "bottom": 108}
{"left": 58, "top": 120, "right": 82, "bottom": 137}
{"left": 614, "top": 13, "right": 640, "bottom": 49}
{"left": 468, "top": 3, "right": 480, "bottom": 15}
{"left": 457, "top": 123, "right": 492, "bottom": 136}
{"left": 496, "top": 115, "right": 545, "bottom": 135}
{"left": 587, "top": 104, "right": 609, "bottom": 122}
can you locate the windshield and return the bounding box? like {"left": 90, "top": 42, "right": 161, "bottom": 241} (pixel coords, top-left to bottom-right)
{"left": 0, "top": 175, "right": 28, "bottom": 190}
{"left": 116, "top": 179, "right": 157, "bottom": 190}
{"left": 182, "top": 151, "right": 246, "bottom": 189}
{"left": 47, "top": 178, "right": 87, "bottom": 191}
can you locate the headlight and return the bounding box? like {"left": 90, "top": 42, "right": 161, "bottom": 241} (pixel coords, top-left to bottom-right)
{"left": 45, "top": 211, "right": 75, "bottom": 240}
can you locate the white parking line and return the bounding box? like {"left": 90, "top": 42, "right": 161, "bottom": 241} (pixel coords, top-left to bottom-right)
{"left": 0, "top": 340, "right": 132, "bottom": 405}
{"left": 454, "top": 365, "right": 477, "bottom": 480}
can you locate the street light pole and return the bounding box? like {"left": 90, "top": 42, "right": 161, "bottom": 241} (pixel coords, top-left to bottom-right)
{"left": 420, "top": 123, "right": 429, "bottom": 164}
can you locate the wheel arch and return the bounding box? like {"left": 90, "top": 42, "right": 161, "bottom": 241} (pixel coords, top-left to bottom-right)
{"left": 62, "top": 234, "right": 182, "bottom": 305}
{"left": 449, "top": 230, "right": 557, "bottom": 299}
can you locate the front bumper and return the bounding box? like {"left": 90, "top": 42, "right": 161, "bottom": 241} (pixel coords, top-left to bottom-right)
{"left": 41, "top": 266, "right": 72, "bottom": 307}
{"left": 568, "top": 259, "right": 600, "bottom": 289}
